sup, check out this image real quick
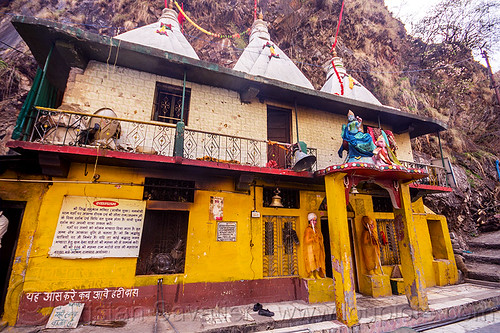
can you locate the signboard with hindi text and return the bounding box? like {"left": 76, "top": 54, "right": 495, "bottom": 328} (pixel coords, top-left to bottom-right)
{"left": 216, "top": 222, "right": 237, "bottom": 242}
{"left": 49, "top": 196, "right": 146, "bottom": 258}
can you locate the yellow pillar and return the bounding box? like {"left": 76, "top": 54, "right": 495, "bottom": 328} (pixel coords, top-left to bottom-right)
{"left": 324, "top": 173, "right": 358, "bottom": 326}
{"left": 393, "top": 182, "right": 429, "bottom": 311}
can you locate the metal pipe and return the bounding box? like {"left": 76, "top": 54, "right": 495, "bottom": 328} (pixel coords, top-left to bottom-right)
{"left": 437, "top": 131, "right": 448, "bottom": 187}
{"left": 0, "top": 178, "right": 251, "bottom": 194}
{"left": 294, "top": 100, "right": 299, "bottom": 143}
{"left": 180, "top": 70, "right": 187, "bottom": 121}
{"left": 23, "top": 44, "right": 54, "bottom": 141}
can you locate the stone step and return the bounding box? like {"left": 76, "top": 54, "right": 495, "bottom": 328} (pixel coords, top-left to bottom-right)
{"left": 463, "top": 249, "right": 500, "bottom": 265}
{"left": 257, "top": 320, "right": 346, "bottom": 333}
{"left": 467, "top": 263, "right": 500, "bottom": 283}
{"left": 469, "top": 241, "right": 500, "bottom": 250}
{"left": 468, "top": 230, "right": 500, "bottom": 250}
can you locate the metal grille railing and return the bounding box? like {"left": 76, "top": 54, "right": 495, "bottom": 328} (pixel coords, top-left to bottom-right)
{"left": 184, "top": 129, "right": 266, "bottom": 166}
{"left": 31, "top": 107, "right": 176, "bottom": 156}
{"left": 400, "top": 160, "right": 448, "bottom": 187}
{"left": 376, "top": 218, "right": 401, "bottom": 266}
{"left": 263, "top": 216, "right": 299, "bottom": 277}
{"left": 28, "top": 107, "right": 319, "bottom": 171}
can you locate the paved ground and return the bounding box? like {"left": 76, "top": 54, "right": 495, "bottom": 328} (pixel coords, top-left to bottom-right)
{"left": 2, "top": 283, "right": 500, "bottom": 333}
{"left": 425, "top": 310, "right": 500, "bottom": 333}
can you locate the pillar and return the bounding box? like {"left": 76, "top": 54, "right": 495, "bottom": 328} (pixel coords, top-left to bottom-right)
{"left": 393, "top": 182, "right": 429, "bottom": 311}
{"left": 324, "top": 173, "right": 358, "bottom": 326}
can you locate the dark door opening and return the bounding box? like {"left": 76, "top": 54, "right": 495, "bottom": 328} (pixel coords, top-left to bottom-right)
{"left": 0, "top": 201, "right": 25, "bottom": 316}
{"left": 348, "top": 217, "right": 359, "bottom": 292}
{"left": 320, "top": 217, "right": 333, "bottom": 278}
{"left": 267, "top": 106, "right": 291, "bottom": 169}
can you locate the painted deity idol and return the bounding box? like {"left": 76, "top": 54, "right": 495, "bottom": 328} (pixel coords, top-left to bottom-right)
{"left": 372, "top": 135, "right": 392, "bottom": 166}
{"left": 303, "top": 213, "right": 326, "bottom": 279}
{"left": 360, "top": 216, "right": 383, "bottom": 275}
{"left": 338, "top": 111, "right": 376, "bottom": 163}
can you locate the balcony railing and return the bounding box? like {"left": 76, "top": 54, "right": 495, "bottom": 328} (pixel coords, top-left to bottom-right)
{"left": 400, "top": 160, "right": 449, "bottom": 188}
{"left": 27, "top": 107, "right": 318, "bottom": 171}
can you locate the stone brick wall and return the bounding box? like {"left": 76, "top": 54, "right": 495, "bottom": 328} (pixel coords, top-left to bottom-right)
{"left": 61, "top": 60, "right": 414, "bottom": 168}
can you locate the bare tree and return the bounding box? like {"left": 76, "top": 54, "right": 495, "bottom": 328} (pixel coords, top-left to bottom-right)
{"left": 413, "top": 0, "right": 500, "bottom": 54}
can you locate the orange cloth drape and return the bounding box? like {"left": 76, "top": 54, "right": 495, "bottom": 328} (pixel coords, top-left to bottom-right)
{"left": 303, "top": 226, "right": 326, "bottom": 278}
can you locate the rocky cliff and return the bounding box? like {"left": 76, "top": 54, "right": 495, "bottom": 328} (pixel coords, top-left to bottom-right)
{"left": 1, "top": 0, "right": 499, "bottom": 241}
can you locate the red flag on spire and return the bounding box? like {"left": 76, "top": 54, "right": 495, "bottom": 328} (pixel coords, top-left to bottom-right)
{"left": 178, "top": 3, "right": 186, "bottom": 31}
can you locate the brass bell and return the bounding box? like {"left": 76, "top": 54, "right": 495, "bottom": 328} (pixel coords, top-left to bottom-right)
{"left": 269, "top": 188, "right": 284, "bottom": 207}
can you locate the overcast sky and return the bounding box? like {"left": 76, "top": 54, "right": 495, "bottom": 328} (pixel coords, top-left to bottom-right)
{"left": 385, "top": 0, "right": 499, "bottom": 73}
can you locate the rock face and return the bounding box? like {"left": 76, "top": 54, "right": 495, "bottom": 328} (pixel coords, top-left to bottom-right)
{"left": 0, "top": 0, "right": 499, "bottom": 238}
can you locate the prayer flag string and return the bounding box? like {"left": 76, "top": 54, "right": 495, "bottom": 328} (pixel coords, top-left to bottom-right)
{"left": 173, "top": 1, "right": 250, "bottom": 39}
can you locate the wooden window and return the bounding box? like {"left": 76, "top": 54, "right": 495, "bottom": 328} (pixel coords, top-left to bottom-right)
{"left": 136, "top": 210, "right": 189, "bottom": 275}
{"left": 263, "top": 216, "right": 299, "bottom": 277}
{"left": 153, "top": 82, "right": 190, "bottom": 124}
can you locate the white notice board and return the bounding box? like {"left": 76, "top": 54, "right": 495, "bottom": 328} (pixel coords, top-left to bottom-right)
{"left": 49, "top": 196, "right": 146, "bottom": 258}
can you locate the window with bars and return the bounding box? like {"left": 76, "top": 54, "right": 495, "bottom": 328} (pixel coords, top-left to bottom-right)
{"left": 263, "top": 216, "right": 299, "bottom": 277}
{"left": 153, "top": 82, "right": 190, "bottom": 124}
{"left": 372, "top": 196, "right": 394, "bottom": 212}
{"left": 376, "top": 218, "right": 401, "bottom": 265}
{"left": 263, "top": 187, "right": 300, "bottom": 209}
{"left": 136, "top": 210, "right": 189, "bottom": 275}
{"left": 143, "top": 178, "right": 195, "bottom": 202}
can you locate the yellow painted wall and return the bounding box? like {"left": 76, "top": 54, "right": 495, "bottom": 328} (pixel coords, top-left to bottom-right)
{"left": 2, "top": 163, "right": 332, "bottom": 323}
{"left": 346, "top": 195, "right": 456, "bottom": 296}
{"left": 0, "top": 171, "right": 49, "bottom": 325}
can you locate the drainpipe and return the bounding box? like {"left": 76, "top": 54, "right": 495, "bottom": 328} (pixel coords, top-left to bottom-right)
{"left": 174, "top": 70, "right": 187, "bottom": 157}
{"left": 437, "top": 131, "right": 449, "bottom": 187}
{"left": 22, "top": 44, "right": 54, "bottom": 141}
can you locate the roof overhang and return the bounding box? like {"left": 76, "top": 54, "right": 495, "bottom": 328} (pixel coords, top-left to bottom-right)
{"left": 11, "top": 15, "right": 446, "bottom": 138}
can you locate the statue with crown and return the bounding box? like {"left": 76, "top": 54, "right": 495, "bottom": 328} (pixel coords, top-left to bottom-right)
{"left": 338, "top": 110, "right": 376, "bottom": 163}
{"left": 338, "top": 110, "right": 401, "bottom": 167}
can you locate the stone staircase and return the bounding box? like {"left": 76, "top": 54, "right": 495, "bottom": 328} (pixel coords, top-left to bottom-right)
{"left": 463, "top": 230, "right": 500, "bottom": 283}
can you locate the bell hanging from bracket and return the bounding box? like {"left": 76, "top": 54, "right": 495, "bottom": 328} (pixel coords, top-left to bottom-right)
{"left": 292, "top": 142, "right": 316, "bottom": 172}
{"left": 269, "top": 187, "right": 284, "bottom": 207}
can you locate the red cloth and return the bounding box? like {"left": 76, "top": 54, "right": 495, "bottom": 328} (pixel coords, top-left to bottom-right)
{"left": 178, "top": 4, "right": 186, "bottom": 26}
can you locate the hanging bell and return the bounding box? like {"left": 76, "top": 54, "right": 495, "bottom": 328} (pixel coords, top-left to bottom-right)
{"left": 269, "top": 188, "right": 284, "bottom": 207}
{"left": 292, "top": 151, "right": 316, "bottom": 172}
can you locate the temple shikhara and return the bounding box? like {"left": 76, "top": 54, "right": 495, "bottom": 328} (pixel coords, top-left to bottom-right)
{"left": 0, "top": 1, "right": 459, "bottom": 328}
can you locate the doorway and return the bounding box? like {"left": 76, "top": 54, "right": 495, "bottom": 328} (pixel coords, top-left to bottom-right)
{"left": 320, "top": 214, "right": 359, "bottom": 291}
{"left": 0, "top": 201, "right": 25, "bottom": 316}
{"left": 320, "top": 217, "right": 333, "bottom": 278}
{"left": 267, "top": 106, "right": 291, "bottom": 169}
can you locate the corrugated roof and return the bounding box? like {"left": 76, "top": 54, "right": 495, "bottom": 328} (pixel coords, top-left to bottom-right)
{"left": 233, "top": 18, "right": 314, "bottom": 90}
{"left": 115, "top": 8, "right": 199, "bottom": 60}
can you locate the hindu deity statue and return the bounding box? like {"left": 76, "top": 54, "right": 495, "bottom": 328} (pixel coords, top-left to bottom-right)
{"left": 338, "top": 110, "right": 376, "bottom": 163}
{"left": 372, "top": 135, "right": 392, "bottom": 166}
{"left": 303, "top": 213, "right": 326, "bottom": 279}
{"left": 360, "top": 216, "right": 382, "bottom": 275}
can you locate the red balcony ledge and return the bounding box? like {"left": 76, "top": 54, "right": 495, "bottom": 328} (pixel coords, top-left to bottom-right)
{"left": 6, "top": 140, "right": 315, "bottom": 179}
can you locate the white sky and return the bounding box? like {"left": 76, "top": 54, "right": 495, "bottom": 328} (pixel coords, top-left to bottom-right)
{"left": 385, "top": 0, "right": 499, "bottom": 73}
